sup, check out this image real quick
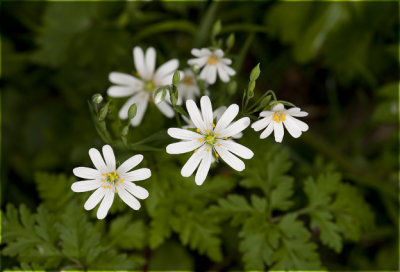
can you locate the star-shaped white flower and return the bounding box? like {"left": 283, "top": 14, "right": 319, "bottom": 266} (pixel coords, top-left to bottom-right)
{"left": 177, "top": 68, "right": 200, "bottom": 101}
{"left": 108, "top": 46, "right": 179, "bottom": 126}
{"left": 251, "top": 103, "right": 309, "bottom": 142}
{"left": 72, "top": 145, "right": 151, "bottom": 219}
{"left": 188, "top": 48, "right": 235, "bottom": 85}
{"left": 166, "top": 96, "right": 253, "bottom": 185}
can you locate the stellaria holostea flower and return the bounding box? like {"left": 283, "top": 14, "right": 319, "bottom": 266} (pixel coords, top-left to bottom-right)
{"left": 188, "top": 48, "right": 235, "bottom": 85}
{"left": 72, "top": 145, "right": 151, "bottom": 219}
{"left": 108, "top": 46, "right": 179, "bottom": 126}
{"left": 166, "top": 96, "right": 253, "bottom": 185}
{"left": 251, "top": 103, "right": 309, "bottom": 142}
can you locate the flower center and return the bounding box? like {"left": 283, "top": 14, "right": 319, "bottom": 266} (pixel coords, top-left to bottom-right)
{"left": 182, "top": 76, "right": 194, "bottom": 86}
{"left": 144, "top": 80, "right": 156, "bottom": 93}
{"left": 101, "top": 172, "right": 124, "bottom": 193}
{"left": 207, "top": 55, "right": 219, "bottom": 65}
{"left": 273, "top": 111, "right": 286, "bottom": 123}
{"left": 206, "top": 134, "right": 216, "bottom": 145}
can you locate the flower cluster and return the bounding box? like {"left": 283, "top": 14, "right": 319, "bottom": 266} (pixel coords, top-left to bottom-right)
{"left": 72, "top": 45, "right": 309, "bottom": 219}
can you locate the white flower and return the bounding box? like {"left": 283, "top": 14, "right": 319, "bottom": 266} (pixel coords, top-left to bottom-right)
{"left": 72, "top": 145, "right": 151, "bottom": 219}
{"left": 166, "top": 96, "right": 253, "bottom": 185}
{"left": 107, "top": 46, "right": 179, "bottom": 126}
{"left": 177, "top": 68, "right": 200, "bottom": 101}
{"left": 251, "top": 103, "right": 309, "bottom": 142}
{"left": 188, "top": 48, "right": 235, "bottom": 85}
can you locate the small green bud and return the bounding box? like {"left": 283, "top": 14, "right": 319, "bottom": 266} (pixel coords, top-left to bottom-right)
{"left": 259, "top": 95, "right": 272, "bottom": 109}
{"left": 172, "top": 70, "right": 181, "bottom": 86}
{"left": 226, "top": 33, "right": 235, "bottom": 51}
{"left": 250, "top": 63, "right": 260, "bottom": 82}
{"left": 248, "top": 81, "right": 255, "bottom": 98}
{"left": 212, "top": 20, "right": 222, "bottom": 37}
{"left": 128, "top": 103, "right": 137, "bottom": 120}
{"left": 169, "top": 86, "right": 179, "bottom": 106}
{"left": 98, "top": 102, "right": 110, "bottom": 121}
{"left": 92, "top": 93, "right": 103, "bottom": 104}
{"left": 121, "top": 125, "right": 129, "bottom": 137}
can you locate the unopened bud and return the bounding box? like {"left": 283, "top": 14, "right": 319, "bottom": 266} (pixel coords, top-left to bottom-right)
{"left": 212, "top": 20, "right": 222, "bottom": 37}
{"left": 128, "top": 103, "right": 137, "bottom": 120}
{"left": 92, "top": 93, "right": 103, "bottom": 104}
{"left": 250, "top": 63, "right": 260, "bottom": 82}
{"left": 154, "top": 88, "right": 167, "bottom": 104}
{"left": 172, "top": 70, "right": 181, "bottom": 86}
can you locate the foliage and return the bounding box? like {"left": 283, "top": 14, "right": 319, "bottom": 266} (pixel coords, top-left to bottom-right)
{"left": 1, "top": 1, "right": 398, "bottom": 271}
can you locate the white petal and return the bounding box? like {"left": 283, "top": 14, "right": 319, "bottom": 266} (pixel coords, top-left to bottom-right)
{"left": 214, "top": 104, "right": 239, "bottom": 132}
{"left": 102, "top": 145, "right": 116, "bottom": 171}
{"left": 89, "top": 148, "right": 108, "bottom": 173}
{"left": 145, "top": 47, "right": 156, "bottom": 76}
{"left": 109, "top": 72, "right": 142, "bottom": 86}
{"left": 260, "top": 122, "right": 274, "bottom": 139}
{"left": 221, "top": 58, "right": 232, "bottom": 65}
{"left": 219, "top": 140, "right": 254, "bottom": 159}
{"left": 167, "top": 128, "right": 202, "bottom": 140}
{"left": 251, "top": 116, "right": 271, "bottom": 132}
{"left": 188, "top": 56, "right": 208, "bottom": 68}
{"left": 272, "top": 103, "right": 284, "bottom": 111}
{"left": 260, "top": 111, "right": 273, "bottom": 117}
{"left": 191, "top": 48, "right": 202, "bottom": 57}
{"left": 287, "top": 115, "right": 309, "bottom": 131}
{"left": 181, "top": 146, "right": 205, "bottom": 177}
{"left": 122, "top": 182, "right": 149, "bottom": 199}
{"left": 154, "top": 59, "right": 179, "bottom": 83}
{"left": 84, "top": 187, "right": 106, "bottom": 210}
{"left": 195, "top": 148, "right": 212, "bottom": 185}
{"left": 200, "top": 96, "right": 214, "bottom": 130}
{"left": 206, "top": 65, "right": 217, "bottom": 85}
{"left": 107, "top": 86, "right": 136, "bottom": 98}
{"left": 71, "top": 180, "right": 102, "bottom": 192}
{"left": 287, "top": 107, "right": 308, "bottom": 117}
{"left": 220, "top": 63, "right": 235, "bottom": 75}
{"left": 155, "top": 100, "right": 174, "bottom": 118}
{"left": 273, "top": 121, "right": 284, "bottom": 142}
{"left": 118, "top": 187, "right": 141, "bottom": 210}
{"left": 130, "top": 95, "right": 149, "bottom": 126}
{"left": 117, "top": 154, "right": 143, "bottom": 174}
{"left": 219, "top": 117, "right": 250, "bottom": 138}
{"left": 283, "top": 118, "right": 302, "bottom": 138}
{"left": 214, "top": 49, "right": 224, "bottom": 58}
{"left": 217, "top": 64, "right": 230, "bottom": 82}
{"left": 166, "top": 140, "right": 202, "bottom": 154}
{"left": 122, "top": 168, "right": 151, "bottom": 182}
{"left": 97, "top": 189, "right": 115, "bottom": 219}
{"left": 133, "top": 47, "right": 148, "bottom": 79}
{"left": 186, "top": 99, "right": 206, "bottom": 131}
{"left": 215, "top": 146, "right": 245, "bottom": 171}
{"left": 73, "top": 167, "right": 100, "bottom": 179}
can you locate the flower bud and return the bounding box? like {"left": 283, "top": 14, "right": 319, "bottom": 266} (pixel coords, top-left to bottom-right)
{"left": 128, "top": 103, "right": 137, "bottom": 120}
{"left": 226, "top": 33, "right": 235, "bottom": 51}
{"left": 250, "top": 63, "right": 260, "bottom": 82}
{"left": 172, "top": 70, "right": 181, "bottom": 86}
{"left": 154, "top": 88, "right": 167, "bottom": 104}
{"left": 92, "top": 93, "right": 103, "bottom": 104}
{"left": 212, "top": 20, "right": 221, "bottom": 37}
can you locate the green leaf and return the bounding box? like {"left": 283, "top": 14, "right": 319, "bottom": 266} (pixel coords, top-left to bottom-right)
{"left": 107, "top": 215, "right": 147, "bottom": 250}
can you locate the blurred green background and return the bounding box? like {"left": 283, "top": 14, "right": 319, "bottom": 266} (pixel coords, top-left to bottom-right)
{"left": 1, "top": 1, "right": 398, "bottom": 271}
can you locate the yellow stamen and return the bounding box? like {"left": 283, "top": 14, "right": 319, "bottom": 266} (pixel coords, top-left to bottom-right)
{"left": 115, "top": 189, "right": 117, "bottom": 193}
{"left": 102, "top": 179, "right": 105, "bottom": 182}
{"left": 216, "top": 153, "right": 219, "bottom": 158}
{"left": 206, "top": 130, "right": 210, "bottom": 133}
{"left": 207, "top": 54, "right": 219, "bottom": 65}
{"left": 108, "top": 186, "right": 111, "bottom": 189}
{"left": 217, "top": 143, "right": 221, "bottom": 147}
{"left": 216, "top": 133, "right": 220, "bottom": 136}
{"left": 207, "top": 148, "right": 210, "bottom": 152}
{"left": 272, "top": 111, "right": 286, "bottom": 123}
{"left": 103, "top": 185, "right": 106, "bottom": 189}
{"left": 212, "top": 123, "right": 215, "bottom": 127}
{"left": 120, "top": 179, "right": 124, "bottom": 182}
{"left": 102, "top": 173, "right": 106, "bottom": 176}
{"left": 196, "top": 128, "right": 200, "bottom": 132}
{"left": 114, "top": 171, "right": 117, "bottom": 175}
{"left": 199, "top": 138, "right": 203, "bottom": 142}
{"left": 224, "top": 137, "right": 228, "bottom": 140}
{"left": 194, "top": 149, "right": 198, "bottom": 153}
